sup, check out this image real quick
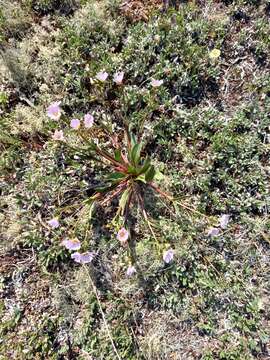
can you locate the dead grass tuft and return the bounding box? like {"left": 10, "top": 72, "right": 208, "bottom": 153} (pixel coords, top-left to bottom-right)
{"left": 120, "top": 0, "right": 163, "bottom": 22}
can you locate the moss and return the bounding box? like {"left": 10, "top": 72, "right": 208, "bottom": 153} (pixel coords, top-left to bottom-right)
{"left": 0, "top": 0, "right": 32, "bottom": 41}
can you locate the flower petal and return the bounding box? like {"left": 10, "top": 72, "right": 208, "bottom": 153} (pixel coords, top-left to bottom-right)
{"left": 113, "top": 71, "right": 124, "bottom": 85}
{"left": 47, "top": 102, "right": 61, "bottom": 121}
{"left": 117, "top": 227, "right": 129, "bottom": 243}
{"left": 219, "top": 214, "right": 230, "bottom": 229}
{"left": 52, "top": 130, "right": 64, "bottom": 141}
{"left": 151, "top": 79, "right": 163, "bottom": 87}
{"left": 71, "top": 251, "right": 95, "bottom": 264}
{"left": 62, "top": 238, "right": 81, "bottom": 251}
{"left": 163, "top": 249, "right": 174, "bottom": 264}
{"left": 47, "top": 218, "right": 59, "bottom": 229}
{"left": 70, "top": 118, "right": 81, "bottom": 130}
{"left": 71, "top": 252, "right": 82, "bottom": 263}
{"left": 79, "top": 252, "right": 95, "bottom": 264}
{"left": 126, "top": 265, "right": 136, "bottom": 276}
{"left": 207, "top": 227, "right": 220, "bottom": 237}
{"left": 84, "top": 114, "right": 94, "bottom": 128}
{"left": 96, "top": 71, "right": 108, "bottom": 82}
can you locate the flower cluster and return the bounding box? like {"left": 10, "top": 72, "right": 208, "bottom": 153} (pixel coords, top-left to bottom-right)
{"left": 96, "top": 70, "right": 124, "bottom": 85}
{"left": 94, "top": 70, "right": 163, "bottom": 88}
{"left": 46, "top": 70, "right": 170, "bottom": 278}
{"left": 207, "top": 214, "right": 230, "bottom": 237}
{"left": 70, "top": 114, "right": 94, "bottom": 130}
{"left": 47, "top": 70, "right": 164, "bottom": 142}
{"left": 48, "top": 103, "right": 94, "bottom": 140}
{"left": 47, "top": 218, "right": 94, "bottom": 264}
{"left": 116, "top": 227, "right": 174, "bottom": 276}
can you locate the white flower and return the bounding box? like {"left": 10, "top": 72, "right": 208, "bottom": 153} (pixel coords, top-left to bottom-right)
{"left": 47, "top": 101, "right": 61, "bottom": 121}
{"left": 151, "top": 79, "right": 163, "bottom": 87}
{"left": 219, "top": 214, "right": 230, "bottom": 229}
{"left": 84, "top": 113, "right": 94, "bottom": 128}
{"left": 47, "top": 218, "right": 59, "bottom": 229}
{"left": 70, "top": 118, "right": 81, "bottom": 130}
{"left": 71, "top": 251, "right": 94, "bottom": 264}
{"left": 126, "top": 265, "right": 136, "bottom": 276}
{"left": 52, "top": 130, "right": 64, "bottom": 141}
{"left": 163, "top": 249, "right": 174, "bottom": 264}
{"left": 117, "top": 227, "right": 129, "bottom": 244}
{"left": 96, "top": 71, "right": 108, "bottom": 82}
{"left": 113, "top": 71, "right": 124, "bottom": 85}
{"left": 62, "top": 238, "right": 81, "bottom": 251}
{"left": 207, "top": 227, "right": 220, "bottom": 237}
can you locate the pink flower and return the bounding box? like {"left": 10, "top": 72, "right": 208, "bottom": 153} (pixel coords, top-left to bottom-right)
{"left": 126, "top": 265, "right": 136, "bottom": 277}
{"left": 113, "top": 71, "right": 124, "bottom": 85}
{"left": 71, "top": 251, "right": 94, "bottom": 264}
{"left": 84, "top": 114, "right": 94, "bottom": 128}
{"left": 96, "top": 71, "right": 108, "bottom": 82}
{"left": 207, "top": 227, "right": 220, "bottom": 237}
{"left": 117, "top": 227, "right": 129, "bottom": 244}
{"left": 52, "top": 130, "right": 64, "bottom": 141}
{"left": 47, "top": 101, "right": 61, "bottom": 121}
{"left": 219, "top": 214, "right": 230, "bottom": 229}
{"left": 62, "top": 238, "right": 81, "bottom": 251}
{"left": 47, "top": 218, "right": 59, "bottom": 229}
{"left": 70, "top": 118, "right": 80, "bottom": 130}
{"left": 151, "top": 79, "right": 163, "bottom": 87}
{"left": 163, "top": 249, "right": 174, "bottom": 264}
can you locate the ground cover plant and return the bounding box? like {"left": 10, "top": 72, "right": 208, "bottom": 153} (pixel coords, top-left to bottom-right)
{"left": 0, "top": 0, "right": 270, "bottom": 359}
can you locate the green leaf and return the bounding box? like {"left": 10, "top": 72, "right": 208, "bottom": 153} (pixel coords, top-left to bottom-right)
{"left": 154, "top": 169, "right": 165, "bottom": 181}
{"left": 118, "top": 188, "right": 130, "bottom": 215}
{"left": 136, "top": 174, "right": 146, "bottom": 183}
{"left": 130, "top": 132, "right": 137, "bottom": 148}
{"left": 127, "top": 164, "right": 138, "bottom": 175}
{"left": 145, "top": 165, "right": 156, "bottom": 182}
{"left": 114, "top": 149, "right": 121, "bottom": 162}
{"left": 88, "top": 140, "right": 97, "bottom": 150}
{"left": 88, "top": 201, "right": 96, "bottom": 220}
{"left": 106, "top": 172, "right": 126, "bottom": 182}
{"left": 131, "top": 143, "right": 142, "bottom": 166}
{"left": 138, "top": 157, "right": 151, "bottom": 174}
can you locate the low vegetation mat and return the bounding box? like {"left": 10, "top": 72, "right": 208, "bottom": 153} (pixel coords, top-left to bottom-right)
{"left": 0, "top": 0, "right": 269, "bottom": 359}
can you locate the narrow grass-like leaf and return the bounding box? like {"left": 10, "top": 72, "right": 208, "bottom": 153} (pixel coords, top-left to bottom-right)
{"left": 130, "top": 132, "right": 137, "bottom": 148}
{"left": 118, "top": 188, "right": 131, "bottom": 215}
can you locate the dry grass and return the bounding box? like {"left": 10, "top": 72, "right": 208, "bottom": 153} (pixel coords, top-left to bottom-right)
{"left": 120, "top": 0, "right": 163, "bottom": 22}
